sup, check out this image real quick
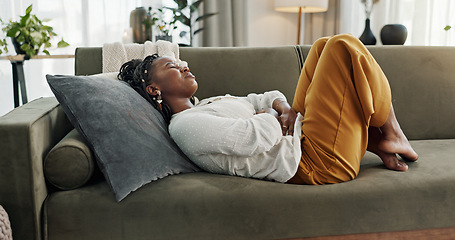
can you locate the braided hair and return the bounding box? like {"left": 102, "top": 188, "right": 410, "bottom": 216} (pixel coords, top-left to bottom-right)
{"left": 118, "top": 54, "right": 173, "bottom": 123}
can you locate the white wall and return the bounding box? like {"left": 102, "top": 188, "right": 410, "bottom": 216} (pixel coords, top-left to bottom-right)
{"left": 0, "top": 0, "right": 301, "bottom": 116}
{"left": 246, "top": 0, "right": 299, "bottom": 47}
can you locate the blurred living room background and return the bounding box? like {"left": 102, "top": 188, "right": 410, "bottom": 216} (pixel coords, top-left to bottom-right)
{"left": 1, "top": 0, "right": 454, "bottom": 116}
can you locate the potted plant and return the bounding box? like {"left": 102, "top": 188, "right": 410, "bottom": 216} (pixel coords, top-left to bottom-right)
{"left": 170, "top": 0, "right": 217, "bottom": 46}
{"left": 153, "top": 7, "right": 178, "bottom": 42}
{"left": 0, "top": 4, "right": 69, "bottom": 57}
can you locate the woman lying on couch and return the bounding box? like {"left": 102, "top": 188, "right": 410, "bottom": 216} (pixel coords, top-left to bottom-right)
{"left": 118, "top": 34, "right": 419, "bottom": 185}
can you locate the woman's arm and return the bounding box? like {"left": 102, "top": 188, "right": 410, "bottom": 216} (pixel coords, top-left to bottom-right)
{"left": 244, "top": 91, "right": 287, "bottom": 111}
{"left": 169, "top": 111, "right": 283, "bottom": 157}
{"left": 242, "top": 90, "right": 298, "bottom": 135}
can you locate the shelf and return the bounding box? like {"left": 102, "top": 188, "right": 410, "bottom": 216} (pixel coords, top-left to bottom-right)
{"left": 0, "top": 54, "right": 74, "bottom": 61}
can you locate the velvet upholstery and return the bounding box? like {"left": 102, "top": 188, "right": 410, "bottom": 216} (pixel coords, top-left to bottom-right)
{"left": 44, "top": 129, "right": 95, "bottom": 190}
{"left": 0, "top": 98, "right": 73, "bottom": 240}
{"left": 366, "top": 46, "right": 455, "bottom": 140}
{"left": 43, "top": 139, "right": 455, "bottom": 239}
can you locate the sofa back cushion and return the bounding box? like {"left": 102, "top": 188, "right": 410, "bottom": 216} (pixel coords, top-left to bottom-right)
{"left": 367, "top": 46, "right": 455, "bottom": 140}
{"left": 75, "top": 46, "right": 304, "bottom": 103}
{"left": 75, "top": 45, "right": 455, "bottom": 140}
{"left": 179, "top": 46, "right": 303, "bottom": 103}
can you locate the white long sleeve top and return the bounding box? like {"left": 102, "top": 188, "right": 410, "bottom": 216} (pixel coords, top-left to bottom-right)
{"left": 168, "top": 90, "right": 303, "bottom": 183}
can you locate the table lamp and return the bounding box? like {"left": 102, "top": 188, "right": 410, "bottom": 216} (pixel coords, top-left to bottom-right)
{"left": 275, "top": 0, "right": 329, "bottom": 44}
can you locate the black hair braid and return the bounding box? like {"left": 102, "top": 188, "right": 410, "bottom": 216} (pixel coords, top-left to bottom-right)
{"left": 118, "top": 54, "right": 173, "bottom": 124}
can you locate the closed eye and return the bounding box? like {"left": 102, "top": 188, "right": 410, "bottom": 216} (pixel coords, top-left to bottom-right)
{"left": 165, "top": 62, "right": 177, "bottom": 69}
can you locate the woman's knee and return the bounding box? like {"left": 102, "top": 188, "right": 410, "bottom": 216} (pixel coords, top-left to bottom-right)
{"left": 308, "top": 36, "right": 331, "bottom": 60}
{"left": 312, "top": 36, "right": 330, "bottom": 49}
{"left": 329, "top": 33, "right": 360, "bottom": 44}
{"left": 325, "top": 34, "right": 364, "bottom": 53}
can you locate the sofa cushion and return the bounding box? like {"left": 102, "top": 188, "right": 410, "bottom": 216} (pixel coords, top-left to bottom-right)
{"left": 46, "top": 74, "right": 200, "bottom": 201}
{"left": 44, "top": 129, "right": 95, "bottom": 190}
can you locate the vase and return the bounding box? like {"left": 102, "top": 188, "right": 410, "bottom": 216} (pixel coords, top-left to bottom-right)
{"left": 155, "top": 35, "right": 173, "bottom": 42}
{"left": 144, "top": 9, "right": 153, "bottom": 42}
{"left": 380, "top": 24, "right": 408, "bottom": 45}
{"left": 130, "top": 7, "right": 151, "bottom": 43}
{"left": 359, "top": 18, "right": 377, "bottom": 45}
{"left": 12, "top": 37, "right": 26, "bottom": 55}
{"left": 11, "top": 37, "right": 38, "bottom": 57}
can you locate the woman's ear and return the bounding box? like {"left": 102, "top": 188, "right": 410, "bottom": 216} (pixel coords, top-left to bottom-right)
{"left": 146, "top": 84, "right": 160, "bottom": 96}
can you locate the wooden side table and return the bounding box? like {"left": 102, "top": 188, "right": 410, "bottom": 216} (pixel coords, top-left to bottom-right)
{"left": 0, "top": 54, "right": 74, "bottom": 107}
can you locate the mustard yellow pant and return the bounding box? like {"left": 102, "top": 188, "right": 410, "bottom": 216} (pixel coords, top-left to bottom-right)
{"left": 288, "top": 34, "right": 391, "bottom": 185}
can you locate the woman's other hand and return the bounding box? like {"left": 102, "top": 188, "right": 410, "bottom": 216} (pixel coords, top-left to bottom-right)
{"left": 272, "top": 98, "right": 298, "bottom": 136}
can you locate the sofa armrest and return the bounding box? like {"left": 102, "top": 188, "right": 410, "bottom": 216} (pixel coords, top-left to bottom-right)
{"left": 0, "top": 97, "right": 73, "bottom": 240}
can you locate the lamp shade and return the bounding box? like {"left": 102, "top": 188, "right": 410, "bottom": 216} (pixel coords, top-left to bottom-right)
{"left": 275, "top": 0, "right": 329, "bottom": 13}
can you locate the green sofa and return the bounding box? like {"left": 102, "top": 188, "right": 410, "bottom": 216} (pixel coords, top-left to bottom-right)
{"left": 1, "top": 45, "right": 455, "bottom": 240}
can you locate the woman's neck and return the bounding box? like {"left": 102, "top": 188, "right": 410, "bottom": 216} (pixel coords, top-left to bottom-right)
{"left": 166, "top": 97, "right": 194, "bottom": 115}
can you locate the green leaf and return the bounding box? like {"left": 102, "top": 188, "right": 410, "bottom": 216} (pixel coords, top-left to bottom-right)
{"left": 42, "top": 18, "right": 52, "bottom": 22}
{"left": 30, "top": 15, "right": 38, "bottom": 24}
{"left": 20, "top": 44, "right": 30, "bottom": 51}
{"left": 0, "top": 39, "right": 9, "bottom": 55}
{"left": 26, "top": 49, "right": 35, "bottom": 57}
{"left": 189, "top": 4, "right": 198, "bottom": 13}
{"left": 43, "top": 49, "right": 50, "bottom": 55}
{"left": 26, "top": 4, "right": 33, "bottom": 15}
{"left": 176, "top": 14, "right": 190, "bottom": 26}
{"left": 20, "top": 14, "right": 29, "bottom": 26}
{"left": 57, "top": 39, "right": 70, "bottom": 48}
{"left": 42, "top": 25, "right": 53, "bottom": 31}
{"left": 194, "top": 27, "right": 205, "bottom": 35}
{"left": 175, "top": 0, "right": 188, "bottom": 9}
{"left": 6, "top": 28, "right": 19, "bottom": 37}
{"left": 195, "top": 13, "right": 217, "bottom": 22}
{"left": 444, "top": 25, "right": 452, "bottom": 31}
{"left": 17, "top": 35, "right": 25, "bottom": 42}
{"left": 191, "top": 0, "right": 203, "bottom": 9}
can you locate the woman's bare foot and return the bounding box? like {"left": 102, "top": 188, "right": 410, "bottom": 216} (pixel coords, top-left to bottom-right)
{"left": 378, "top": 105, "right": 419, "bottom": 162}
{"left": 368, "top": 127, "right": 409, "bottom": 171}
{"left": 376, "top": 148, "right": 408, "bottom": 171}
{"left": 377, "top": 128, "right": 419, "bottom": 162}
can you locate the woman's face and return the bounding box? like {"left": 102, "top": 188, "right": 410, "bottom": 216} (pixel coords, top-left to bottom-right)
{"left": 150, "top": 57, "right": 198, "bottom": 100}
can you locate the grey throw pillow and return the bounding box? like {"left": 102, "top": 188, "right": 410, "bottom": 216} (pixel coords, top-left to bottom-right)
{"left": 47, "top": 74, "right": 200, "bottom": 201}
